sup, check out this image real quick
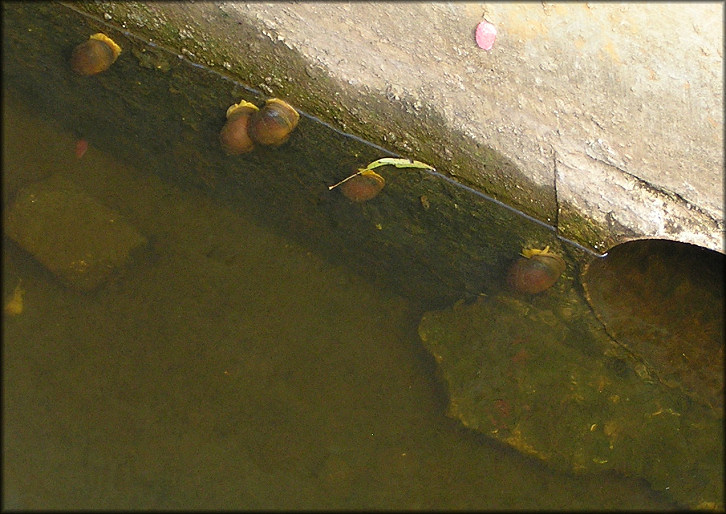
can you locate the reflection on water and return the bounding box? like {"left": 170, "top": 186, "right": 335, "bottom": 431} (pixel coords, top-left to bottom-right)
{"left": 2, "top": 90, "right": 677, "bottom": 510}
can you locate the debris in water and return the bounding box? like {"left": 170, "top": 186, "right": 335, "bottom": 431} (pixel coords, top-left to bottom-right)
{"left": 75, "top": 139, "right": 89, "bottom": 159}
{"left": 4, "top": 279, "right": 24, "bottom": 316}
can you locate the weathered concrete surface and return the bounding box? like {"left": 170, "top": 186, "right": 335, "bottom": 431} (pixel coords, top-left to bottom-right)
{"left": 74, "top": 2, "right": 723, "bottom": 253}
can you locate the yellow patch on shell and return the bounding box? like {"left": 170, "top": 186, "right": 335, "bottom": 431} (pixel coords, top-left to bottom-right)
{"left": 89, "top": 33, "right": 122, "bottom": 61}
{"left": 226, "top": 100, "right": 259, "bottom": 119}
{"left": 521, "top": 245, "right": 552, "bottom": 258}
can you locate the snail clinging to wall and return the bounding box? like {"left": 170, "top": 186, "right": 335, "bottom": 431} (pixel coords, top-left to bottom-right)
{"left": 219, "top": 98, "right": 299, "bottom": 155}
{"left": 507, "top": 246, "right": 566, "bottom": 294}
{"left": 70, "top": 33, "right": 121, "bottom": 76}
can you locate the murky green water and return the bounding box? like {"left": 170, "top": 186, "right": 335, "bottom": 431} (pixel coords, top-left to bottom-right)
{"left": 2, "top": 85, "right": 677, "bottom": 511}
{"left": 3, "top": 3, "right": 719, "bottom": 510}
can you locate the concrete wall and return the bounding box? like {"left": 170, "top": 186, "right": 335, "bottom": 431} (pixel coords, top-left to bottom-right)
{"left": 75, "top": 2, "right": 724, "bottom": 253}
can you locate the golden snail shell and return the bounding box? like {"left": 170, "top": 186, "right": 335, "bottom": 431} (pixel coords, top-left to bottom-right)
{"left": 340, "top": 170, "right": 385, "bottom": 202}
{"left": 219, "top": 100, "right": 260, "bottom": 155}
{"left": 507, "top": 247, "right": 566, "bottom": 294}
{"left": 70, "top": 33, "right": 122, "bottom": 76}
{"left": 248, "top": 98, "right": 300, "bottom": 146}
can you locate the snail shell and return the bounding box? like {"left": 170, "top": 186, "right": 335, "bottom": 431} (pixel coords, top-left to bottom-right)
{"left": 340, "top": 170, "right": 385, "bottom": 202}
{"left": 248, "top": 98, "right": 300, "bottom": 146}
{"left": 70, "top": 33, "right": 122, "bottom": 76}
{"left": 507, "top": 248, "right": 566, "bottom": 294}
{"left": 219, "top": 101, "right": 259, "bottom": 155}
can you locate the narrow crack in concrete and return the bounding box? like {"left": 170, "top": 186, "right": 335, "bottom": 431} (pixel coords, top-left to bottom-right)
{"left": 587, "top": 153, "right": 722, "bottom": 228}
{"left": 551, "top": 145, "right": 560, "bottom": 238}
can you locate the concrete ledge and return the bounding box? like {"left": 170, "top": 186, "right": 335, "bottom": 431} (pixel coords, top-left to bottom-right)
{"left": 69, "top": 2, "right": 723, "bottom": 253}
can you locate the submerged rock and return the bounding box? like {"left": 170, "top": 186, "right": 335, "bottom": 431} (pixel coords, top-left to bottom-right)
{"left": 418, "top": 293, "right": 722, "bottom": 509}
{"left": 4, "top": 174, "right": 147, "bottom": 290}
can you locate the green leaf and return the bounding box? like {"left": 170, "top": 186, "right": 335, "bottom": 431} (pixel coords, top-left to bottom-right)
{"left": 363, "top": 157, "right": 435, "bottom": 172}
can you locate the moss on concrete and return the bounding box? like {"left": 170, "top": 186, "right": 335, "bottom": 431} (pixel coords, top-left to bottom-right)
{"left": 61, "top": 2, "right": 723, "bottom": 256}
{"left": 69, "top": 1, "right": 568, "bottom": 243}
{"left": 4, "top": 2, "right": 618, "bottom": 307}
{"left": 557, "top": 202, "right": 620, "bottom": 255}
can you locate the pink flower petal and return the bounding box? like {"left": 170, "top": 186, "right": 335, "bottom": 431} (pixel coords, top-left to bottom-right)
{"left": 475, "top": 21, "right": 497, "bottom": 51}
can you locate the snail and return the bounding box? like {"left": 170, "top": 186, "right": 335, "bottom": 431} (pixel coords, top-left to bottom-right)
{"left": 248, "top": 98, "right": 300, "bottom": 146}
{"left": 507, "top": 246, "right": 566, "bottom": 294}
{"left": 70, "top": 33, "right": 122, "bottom": 76}
{"left": 339, "top": 170, "right": 385, "bottom": 202}
{"left": 219, "top": 100, "right": 259, "bottom": 155}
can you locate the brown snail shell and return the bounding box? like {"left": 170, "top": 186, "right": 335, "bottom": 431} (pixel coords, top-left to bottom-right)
{"left": 248, "top": 98, "right": 300, "bottom": 146}
{"left": 507, "top": 247, "right": 566, "bottom": 294}
{"left": 70, "top": 33, "right": 122, "bottom": 76}
{"left": 340, "top": 170, "right": 385, "bottom": 202}
{"left": 219, "top": 101, "right": 259, "bottom": 155}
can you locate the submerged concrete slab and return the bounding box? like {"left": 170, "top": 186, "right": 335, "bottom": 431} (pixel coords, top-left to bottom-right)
{"left": 4, "top": 175, "right": 147, "bottom": 291}
{"left": 74, "top": 2, "right": 723, "bottom": 254}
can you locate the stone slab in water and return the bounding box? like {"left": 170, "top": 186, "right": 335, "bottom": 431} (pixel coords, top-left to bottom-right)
{"left": 4, "top": 175, "right": 147, "bottom": 290}
{"left": 418, "top": 294, "right": 723, "bottom": 509}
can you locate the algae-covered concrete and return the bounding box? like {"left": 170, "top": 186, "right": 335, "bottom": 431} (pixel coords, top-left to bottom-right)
{"left": 71, "top": 2, "right": 723, "bottom": 254}
{"left": 418, "top": 294, "right": 723, "bottom": 509}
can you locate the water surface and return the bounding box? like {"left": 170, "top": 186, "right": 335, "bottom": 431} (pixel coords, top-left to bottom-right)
{"left": 2, "top": 90, "right": 676, "bottom": 509}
